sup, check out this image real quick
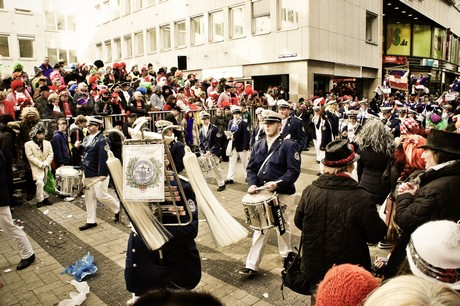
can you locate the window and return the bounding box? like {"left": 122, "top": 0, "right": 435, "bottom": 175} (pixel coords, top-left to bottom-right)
{"left": 230, "top": 6, "right": 245, "bottom": 38}
{"left": 278, "top": 0, "right": 299, "bottom": 29}
{"left": 69, "top": 50, "right": 77, "bottom": 64}
{"left": 96, "top": 43, "right": 103, "bottom": 60}
{"left": 56, "top": 13, "right": 65, "bottom": 30}
{"left": 0, "top": 0, "right": 4, "bottom": 9}
{"left": 111, "top": 0, "right": 121, "bottom": 19}
{"left": 146, "top": 0, "right": 155, "bottom": 6}
{"left": 366, "top": 11, "right": 377, "bottom": 44}
{"left": 95, "top": 5, "right": 101, "bottom": 25}
{"left": 44, "top": 11, "right": 77, "bottom": 31}
{"left": 209, "top": 10, "right": 224, "bottom": 42}
{"left": 48, "top": 48, "right": 58, "bottom": 64}
{"left": 105, "top": 40, "right": 112, "bottom": 62}
{"left": 59, "top": 50, "right": 67, "bottom": 63}
{"left": 122, "top": 0, "right": 130, "bottom": 16}
{"left": 252, "top": 0, "right": 270, "bottom": 34}
{"left": 160, "top": 24, "right": 171, "bottom": 50}
{"left": 132, "top": 0, "right": 142, "bottom": 12}
{"left": 114, "top": 38, "right": 122, "bottom": 59}
{"left": 147, "top": 27, "right": 157, "bottom": 53}
{"left": 0, "top": 35, "right": 10, "bottom": 57}
{"left": 191, "top": 15, "right": 204, "bottom": 46}
{"left": 102, "top": 0, "right": 110, "bottom": 23}
{"left": 124, "top": 35, "right": 132, "bottom": 58}
{"left": 18, "top": 37, "right": 34, "bottom": 58}
{"left": 175, "top": 20, "right": 186, "bottom": 48}
{"left": 135, "top": 31, "right": 144, "bottom": 56}
{"left": 67, "top": 15, "right": 76, "bottom": 31}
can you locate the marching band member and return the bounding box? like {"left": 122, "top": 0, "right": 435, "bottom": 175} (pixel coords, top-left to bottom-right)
{"left": 225, "top": 106, "right": 250, "bottom": 184}
{"left": 341, "top": 110, "right": 361, "bottom": 143}
{"left": 277, "top": 100, "right": 307, "bottom": 152}
{"left": 156, "top": 120, "right": 185, "bottom": 173}
{"left": 77, "top": 116, "right": 120, "bottom": 231}
{"left": 198, "top": 111, "right": 226, "bottom": 191}
{"left": 240, "top": 110, "right": 301, "bottom": 275}
{"left": 381, "top": 106, "right": 401, "bottom": 137}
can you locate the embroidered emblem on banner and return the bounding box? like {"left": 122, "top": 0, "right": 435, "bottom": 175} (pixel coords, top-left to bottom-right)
{"left": 126, "top": 157, "right": 162, "bottom": 191}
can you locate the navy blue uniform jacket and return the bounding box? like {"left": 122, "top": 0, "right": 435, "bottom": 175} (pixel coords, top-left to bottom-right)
{"left": 281, "top": 116, "right": 307, "bottom": 151}
{"left": 51, "top": 130, "right": 71, "bottom": 168}
{"left": 228, "top": 119, "right": 250, "bottom": 152}
{"left": 82, "top": 132, "right": 110, "bottom": 178}
{"left": 247, "top": 136, "right": 301, "bottom": 195}
{"left": 199, "top": 124, "right": 221, "bottom": 157}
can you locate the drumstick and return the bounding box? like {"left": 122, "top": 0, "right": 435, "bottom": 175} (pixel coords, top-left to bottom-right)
{"left": 83, "top": 179, "right": 101, "bottom": 190}
{"left": 255, "top": 179, "right": 283, "bottom": 191}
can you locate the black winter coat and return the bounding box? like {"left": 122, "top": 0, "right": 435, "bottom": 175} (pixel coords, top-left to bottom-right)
{"left": 294, "top": 174, "right": 387, "bottom": 289}
{"left": 357, "top": 148, "right": 391, "bottom": 205}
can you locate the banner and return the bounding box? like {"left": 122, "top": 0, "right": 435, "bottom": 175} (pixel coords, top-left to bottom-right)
{"left": 123, "top": 144, "right": 164, "bottom": 201}
{"left": 432, "top": 28, "right": 444, "bottom": 60}
{"left": 387, "top": 67, "right": 409, "bottom": 91}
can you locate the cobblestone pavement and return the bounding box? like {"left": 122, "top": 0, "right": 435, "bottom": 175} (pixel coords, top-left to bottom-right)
{"left": 0, "top": 150, "right": 390, "bottom": 306}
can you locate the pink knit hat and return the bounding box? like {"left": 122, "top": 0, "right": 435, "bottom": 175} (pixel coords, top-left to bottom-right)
{"left": 315, "top": 264, "right": 381, "bottom": 306}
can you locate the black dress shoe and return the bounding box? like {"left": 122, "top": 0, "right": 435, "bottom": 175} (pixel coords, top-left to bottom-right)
{"left": 17, "top": 254, "right": 35, "bottom": 270}
{"left": 217, "top": 185, "right": 226, "bottom": 192}
{"left": 79, "top": 223, "right": 97, "bottom": 231}
{"left": 37, "top": 198, "right": 53, "bottom": 208}
{"left": 225, "top": 179, "right": 234, "bottom": 184}
{"left": 114, "top": 212, "right": 120, "bottom": 223}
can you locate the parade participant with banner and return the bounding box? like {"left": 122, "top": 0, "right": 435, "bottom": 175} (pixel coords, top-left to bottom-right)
{"left": 77, "top": 116, "right": 120, "bottom": 231}
{"left": 240, "top": 110, "right": 301, "bottom": 275}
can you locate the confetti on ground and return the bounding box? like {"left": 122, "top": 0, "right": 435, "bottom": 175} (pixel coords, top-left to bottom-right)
{"left": 48, "top": 231, "right": 53, "bottom": 234}
{"left": 43, "top": 210, "right": 49, "bottom": 214}
{"left": 67, "top": 215, "right": 73, "bottom": 218}
{"left": 4, "top": 269, "right": 12, "bottom": 273}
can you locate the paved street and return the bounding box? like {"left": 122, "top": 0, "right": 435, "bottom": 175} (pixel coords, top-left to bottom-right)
{"left": 0, "top": 150, "right": 389, "bottom": 306}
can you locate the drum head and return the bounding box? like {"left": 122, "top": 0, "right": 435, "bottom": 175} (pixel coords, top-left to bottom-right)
{"left": 242, "top": 190, "right": 274, "bottom": 204}
{"left": 56, "top": 166, "right": 80, "bottom": 176}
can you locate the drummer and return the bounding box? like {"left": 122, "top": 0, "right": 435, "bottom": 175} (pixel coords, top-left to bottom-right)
{"left": 198, "top": 111, "right": 226, "bottom": 192}
{"left": 240, "top": 110, "right": 301, "bottom": 275}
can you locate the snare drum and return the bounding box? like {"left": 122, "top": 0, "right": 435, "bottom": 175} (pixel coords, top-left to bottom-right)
{"left": 55, "top": 166, "right": 83, "bottom": 196}
{"left": 242, "top": 190, "right": 278, "bottom": 231}
{"left": 197, "top": 155, "right": 218, "bottom": 172}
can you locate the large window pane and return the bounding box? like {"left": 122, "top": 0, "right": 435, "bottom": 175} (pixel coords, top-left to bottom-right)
{"left": 18, "top": 38, "right": 34, "bottom": 58}
{"left": 175, "top": 20, "right": 186, "bottom": 48}
{"left": 191, "top": 15, "right": 204, "bottom": 46}
{"left": 432, "top": 28, "right": 444, "bottom": 60}
{"left": 122, "top": 0, "right": 130, "bottom": 16}
{"left": 114, "top": 38, "right": 122, "bottom": 59}
{"left": 135, "top": 32, "right": 144, "bottom": 56}
{"left": 69, "top": 50, "right": 77, "bottom": 64}
{"left": 160, "top": 24, "right": 171, "bottom": 50}
{"left": 279, "top": 0, "right": 299, "bottom": 29}
{"left": 210, "top": 10, "right": 224, "bottom": 42}
{"left": 111, "top": 0, "right": 121, "bottom": 19}
{"left": 105, "top": 41, "right": 112, "bottom": 62}
{"left": 124, "top": 35, "right": 132, "bottom": 57}
{"left": 253, "top": 0, "right": 270, "bottom": 34}
{"left": 0, "top": 35, "right": 10, "bottom": 57}
{"left": 96, "top": 43, "right": 103, "bottom": 60}
{"left": 230, "top": 6, "right": 245, "bottom": 38}
{"left": 67, "top": 15, "right": 76, "bottom": 31}
{"left": 132, "top": 0, "right": 142, "bottom": 12}
{"left": 47, "top": 48, "right": 57, "bottom": 65}
{"left": 56, "top": 13, "right": 65, "bottom": 30}
{"left": 366, "top": 11, "right": 377, "bottom": 43}
{"left": 413, "top": 24, "right": 431, "bottom": 58}
{"left": 59, "top": 50, "right": 67, "bottom": 64}
{"left": 45, "top": 11, "right": 55, "bottom": 30}
{"left": 147, "top": 28, "right": 157, "bottom": 52}
{"left": 386, "top": 22, "right": 411, "bottom": 56}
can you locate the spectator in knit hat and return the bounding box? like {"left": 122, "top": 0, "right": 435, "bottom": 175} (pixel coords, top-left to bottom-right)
{"left": 406, "top": 220, "right": 460, "bottom": 290}
{"left": 364, "top": 275, "right": 460, "bottom": 305}
{"left": 384, "top": 129, "right": 460, "bottom": 278}
{"left": 315, "top": 264, "right": 381, "bottom": 306}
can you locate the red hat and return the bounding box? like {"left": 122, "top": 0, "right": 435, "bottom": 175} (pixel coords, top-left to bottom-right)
{"left": 315, "top": 264, "right": 381, "bottom": 306}
{"left": 113, "top": 62, "right": 120, "bottom": 69}
{"left": 11, "top": 80, "right": 24, "bottom": 91}
{"left": 119, "top": 62, "right": 126, "bottom": 68}
{"left": 89, "top": 75, "right": 99, "bottom": 84}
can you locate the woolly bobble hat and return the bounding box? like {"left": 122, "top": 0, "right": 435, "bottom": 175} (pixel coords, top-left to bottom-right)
{"left": 407, "top": 220, "right": 460, "bottom": 290}
{"left": 11, "top": 80, "right": 24, "bottom": 91}
{"left": 315, "top": 264, "right": 381, "bottom": 306}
